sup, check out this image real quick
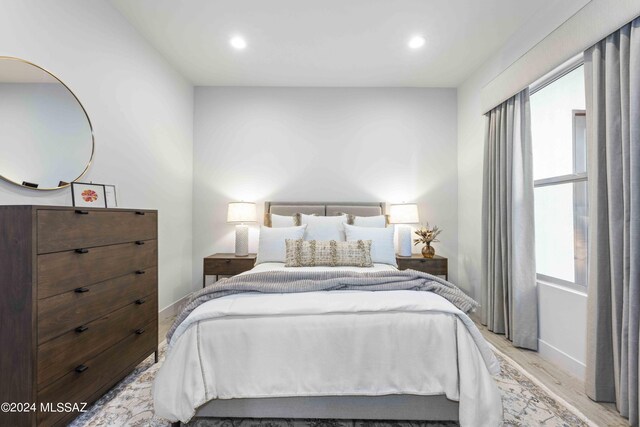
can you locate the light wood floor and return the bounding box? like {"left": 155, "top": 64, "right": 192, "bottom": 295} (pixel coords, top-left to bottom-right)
{"left": 159, "top": 316, "right": 174, "bottom": 342}
{"left": 158, "top": 316, "right": 626, "bottom": 426}
{"left": 477, "top": 323, "right": 627, "bottom": 426}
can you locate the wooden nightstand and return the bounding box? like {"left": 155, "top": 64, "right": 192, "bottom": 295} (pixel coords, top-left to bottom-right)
{"left": 396, "top": 254, "right": 448, "bottom": 280}
{"left": 203, "top": 253, "right": 257, "bottom": 287}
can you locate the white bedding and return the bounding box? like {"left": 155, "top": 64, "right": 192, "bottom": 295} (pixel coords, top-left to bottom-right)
{"left": 154, "top": 263, "right": 502, "bottom": 426}
{"left": 245, "top": 262, "right": 398, "bottom": 274}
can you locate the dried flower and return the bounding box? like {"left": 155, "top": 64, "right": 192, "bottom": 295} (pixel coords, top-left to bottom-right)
{"left": 413, "top": 223, "right": 442, "bottom": 245}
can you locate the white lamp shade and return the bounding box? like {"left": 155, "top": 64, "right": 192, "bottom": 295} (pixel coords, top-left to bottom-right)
{"left": 227, "top": 202, "right": 257, "bottom": 223}
{"left": 389, "top": 203, "right": 420, "bottom": 224}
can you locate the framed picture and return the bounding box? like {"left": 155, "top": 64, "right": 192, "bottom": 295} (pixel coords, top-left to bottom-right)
{"left": 71, "top": 182, "right": 107, "bottom": 208}
{"left": 104, "top": 184, "right": 118, "bottom": 208}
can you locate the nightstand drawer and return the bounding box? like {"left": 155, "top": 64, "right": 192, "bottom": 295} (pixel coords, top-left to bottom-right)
{"left": 204, "top": 257, "right": 256, "bottom": 276}
{"left": 397, "top": 255, "right": 448, "bottom": 278}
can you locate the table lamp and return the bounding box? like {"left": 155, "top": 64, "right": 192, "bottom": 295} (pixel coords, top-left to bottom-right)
{"left": 227, "top": 202, "right": 257, "bottom": 256}
{"left": 389, "top": 203, "right": 420, "bottom": 257}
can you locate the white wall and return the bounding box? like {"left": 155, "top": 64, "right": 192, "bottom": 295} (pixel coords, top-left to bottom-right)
{"left": 193, "top": 87, "right": 459, "bottom": 289}
{"left": 457, "top": 0, "right": 639, "bottom": 379}
{"left": 0, "top": 0, "right": 194, "bottom": 310}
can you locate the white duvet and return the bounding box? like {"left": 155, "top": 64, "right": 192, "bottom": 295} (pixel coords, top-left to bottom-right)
{"left": 154, "top": 263, "right": 503, "bottom": 426}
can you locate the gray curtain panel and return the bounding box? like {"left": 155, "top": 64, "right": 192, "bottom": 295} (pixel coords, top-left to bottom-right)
{"left": 584, "top": 17, "right": 640, "bottom": 426}
{"left": 481, "top": 88, "right": 538, "bottom": 350}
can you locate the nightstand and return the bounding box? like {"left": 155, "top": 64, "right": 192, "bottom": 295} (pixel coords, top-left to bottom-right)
{"left": 203, "top": 253, "right": 257, "bottom": 287}
{"left": 396, "top": 254, "right": 448, "bottom": 280}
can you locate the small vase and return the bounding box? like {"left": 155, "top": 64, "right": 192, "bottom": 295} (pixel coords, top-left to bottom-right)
{"left": 422, "top": 243, "right": 435, "bottom": 259}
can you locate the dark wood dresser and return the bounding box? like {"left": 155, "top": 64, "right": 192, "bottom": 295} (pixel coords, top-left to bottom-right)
{"left": 0, "top": 206, "right": 158, "bottom": 427}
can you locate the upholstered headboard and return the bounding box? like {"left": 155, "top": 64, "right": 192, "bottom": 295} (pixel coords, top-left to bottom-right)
{"left": 264, "top": 201, "right": 386, "bottom": 225}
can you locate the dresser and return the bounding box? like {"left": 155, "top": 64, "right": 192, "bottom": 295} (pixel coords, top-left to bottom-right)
{"left": 0, "top": 206, "right": 158, "bottom": 427}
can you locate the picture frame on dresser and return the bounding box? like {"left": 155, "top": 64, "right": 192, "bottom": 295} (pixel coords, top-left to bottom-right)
{"left": 71, "top": 182, "right": 107, "bottom": 208}
{"left": 104, "top": 184, "right": 118, "bottom": 208}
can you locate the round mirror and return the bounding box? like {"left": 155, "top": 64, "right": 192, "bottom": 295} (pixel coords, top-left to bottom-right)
{"left": 0, "top": 57, "right": 94, "bottom": 190}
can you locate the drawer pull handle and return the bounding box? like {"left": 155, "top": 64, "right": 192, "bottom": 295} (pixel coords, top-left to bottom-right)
{"left": 75, "top": 248, "right": 89, "bottom": 254}
{"left": 135, "top": 298, "right": 146, "bottom": 305}
{"left": 75, "top": 364, "right": 88, "bottom": 373}
{"left": 135, "top": 241, "right": 145, "bottom": 245}
{"left": 75, "top": 210, "right": 89, "bottom": 215}
{"left": 225, "top": 259, "right": 231, "bottom": 263}
{"left": 136, "top": 270, "right": 146, "bottom": 275}
{"left": 135, "top": 211, "right": 146, "bottom": 215}
{"left": 74, "top": 287, "right": 90, "bottom": 293}
{"left": 75, "top": 325, "right": 89, "bottom": 333}
{"left": 135, "top": 328, "right": 145, "bottom": 335}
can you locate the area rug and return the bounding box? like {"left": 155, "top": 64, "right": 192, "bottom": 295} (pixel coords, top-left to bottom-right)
{"left": 69, "top": 341, "right": 596, "bottom": 427}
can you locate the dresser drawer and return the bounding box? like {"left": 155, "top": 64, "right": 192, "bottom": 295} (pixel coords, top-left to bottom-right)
{"left": 37, "top": 209, "right": 157, "bottom": 254}
{"left": 37, "top": 320, "right": 157, "bottom": 426}
{"left": 37, "top": 240, "right": 157, "bottom": 299}
{"left": 38, "top": 268, "right": 157, "bottom": 343}
{"left": 37, "top": 294, "right": 157, "bottom": 388}
{"left": 205, "top": 257, "right": 256, "bottom": 275}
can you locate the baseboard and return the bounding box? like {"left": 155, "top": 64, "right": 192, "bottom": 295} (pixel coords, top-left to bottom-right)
{"left": 538, "top": 338, "right": 586, "bottom": 381}
{"left": 159, "top": 293, "right": 192, "bottom": 324}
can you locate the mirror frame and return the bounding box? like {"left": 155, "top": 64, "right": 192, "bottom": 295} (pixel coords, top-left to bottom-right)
{"left": 0, "top": 56, "right": 95, "bottom": 191}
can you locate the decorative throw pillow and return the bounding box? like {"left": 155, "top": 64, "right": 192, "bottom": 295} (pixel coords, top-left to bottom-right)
{"left": 264, "top": 213, "right": 303, "bottom": 227}
{"left": 343, "top": 223, "right": 397, "bottom": 266}
{"left": 301, "top": 214, "right": 348, "bottom": 241}
{"left": 256, "top": 225, "right": 307, "bottom": 264}
{"left": 285, "top": 239, "right": 373, "bottom": 267}
{"left": 342, "top": 213, "right": 388, "bottom": 228}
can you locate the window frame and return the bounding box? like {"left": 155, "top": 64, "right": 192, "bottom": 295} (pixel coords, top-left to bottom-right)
{"left": 531, "top": 56, "right": 588, "bottom": 290}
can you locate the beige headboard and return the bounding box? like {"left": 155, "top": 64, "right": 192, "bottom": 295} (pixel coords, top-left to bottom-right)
{"left": 264, "top": 201, "right": 386, "bottom": 225}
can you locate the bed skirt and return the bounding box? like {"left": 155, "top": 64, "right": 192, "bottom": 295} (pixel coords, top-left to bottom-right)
{"left": 182, "top": 394, "right": 459, "bottom": 423}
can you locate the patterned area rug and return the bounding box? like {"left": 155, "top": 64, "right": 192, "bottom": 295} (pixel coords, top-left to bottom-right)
{"left": 69, "top": 342, "right": 595, "bottom": 427}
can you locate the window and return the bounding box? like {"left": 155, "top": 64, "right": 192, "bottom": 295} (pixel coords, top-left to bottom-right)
{"left": 531, "top": 64, "right": 587, "bottom": 289}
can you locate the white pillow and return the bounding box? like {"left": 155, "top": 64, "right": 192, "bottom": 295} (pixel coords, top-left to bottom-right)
{"left": 256, "top": 225, "right": 307, "bottom": 264}
{"left": 269, "top": 213, "right": 297, "bottom": 227}
{"left": 301, "top": 214, "right": 348, "bottom": 241}
{"left": 344, "top": 223, "right": 397, "bottom": 266}
{"left": 352, "top": 215, "right": 387, "bottom": 228}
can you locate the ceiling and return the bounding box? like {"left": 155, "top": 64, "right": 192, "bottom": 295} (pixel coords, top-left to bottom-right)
{"left": 112, "top": 0, "right": 555, "bottom": 87}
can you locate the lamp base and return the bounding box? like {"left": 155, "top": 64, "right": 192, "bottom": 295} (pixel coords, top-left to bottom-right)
{"left": 397, "top": 225, "right": 412, "bottom": 257}
{"left": 235, "top": 224, "right": 249, "bottom": 257}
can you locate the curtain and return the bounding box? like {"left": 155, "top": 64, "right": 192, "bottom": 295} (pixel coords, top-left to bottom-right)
{"left": 585, "top": 17, "right": 640, "bottom": 425}
{"left": 481, "top": 88, "right": 538, "bottom": 350}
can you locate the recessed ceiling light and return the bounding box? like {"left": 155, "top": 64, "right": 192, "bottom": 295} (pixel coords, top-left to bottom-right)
{"left": 408, "top": 36, "right": 425, "bottom": 49}
{"left": 230, "top": 36, "right": 247, "bottom": 50}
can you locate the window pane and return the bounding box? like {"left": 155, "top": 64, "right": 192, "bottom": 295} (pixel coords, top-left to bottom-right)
{"left": 534, "top": 181, "right": 588, "bottom": 285}
{"left": 531, "top": 66, "right": 586, "bottom": 180}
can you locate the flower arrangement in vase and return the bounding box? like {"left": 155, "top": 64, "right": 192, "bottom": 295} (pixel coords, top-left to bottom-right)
{"left": 413, "top": 223, "right": 442, "bottom": 258}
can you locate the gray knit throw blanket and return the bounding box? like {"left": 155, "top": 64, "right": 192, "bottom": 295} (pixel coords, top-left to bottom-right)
{"left": 167, "top": 269, "right": 479, "bottom": 343}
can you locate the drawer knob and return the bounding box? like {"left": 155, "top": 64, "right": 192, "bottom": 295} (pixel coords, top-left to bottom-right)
{"left": 135, "top": 211, "right": 146, "bottom": 215}
{"left": 74, "top": 210, "right": 89, "bottom": 215}
{"left": 74, "top": 248, "right": 89, "bottom": 254}
{"left": 225, "top": 259, "right": 231, "bottom": 263}
{"left": 75, "top": 364, "right": 88, "bottom": 373}
{"left": 135, "top": 298, "right": 146, "bottom": 305}
{"left": 135, "top": 328, "right": 145, "bottom": 335}
{"left": 75, "top": 325, "right": 89, "bottom": 333}
{"left": 135, "top": 241, "right": 145, "bottom": 245}
{"left": 136, "top": 270, "right": 146, "bottom": 275}
{"left": 74, "top": 287, "right": 90, "bottom": 293}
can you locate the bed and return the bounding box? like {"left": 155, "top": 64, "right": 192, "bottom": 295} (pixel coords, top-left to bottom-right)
{"left": 154, "top": 202, "right": 502, "bottom": 426}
